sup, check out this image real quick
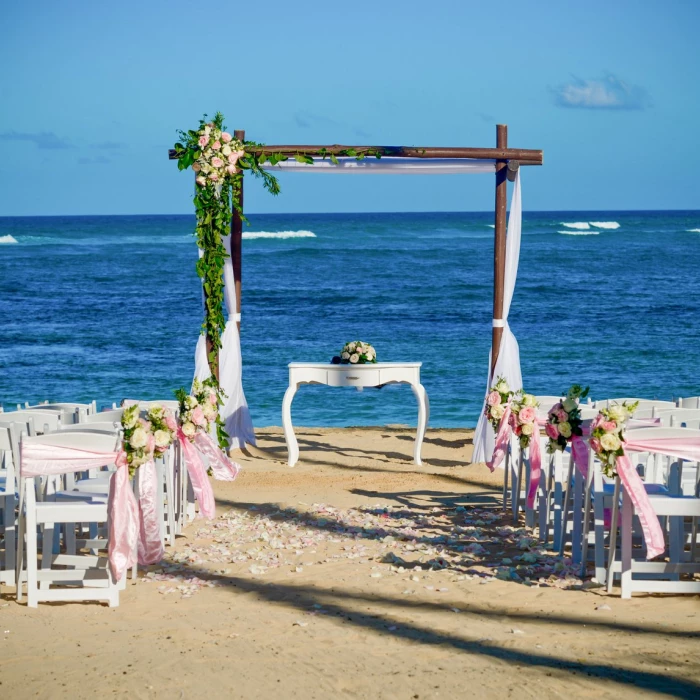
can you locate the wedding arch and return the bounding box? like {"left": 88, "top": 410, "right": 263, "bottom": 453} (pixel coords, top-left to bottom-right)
{"left": 169, "top": 119, "right": 543, "bottom": 460}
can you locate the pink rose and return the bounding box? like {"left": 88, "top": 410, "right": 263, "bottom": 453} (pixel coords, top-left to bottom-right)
{"left": 195, "top": 176, "right": 206, "bottom": 187}
{"left": 545, "top": 422, "right": 559, "bottom": 440}
{"left": 487, "top": 391, "right": 501, "bottom": 407}
{"left": 191, "top": 405, "right": 206, "bottom": 428}
{"left": 221, "top": 132, "right": 233, "bottom": 143}
{"left": 198, "top": 136, "right": 209, "bottom": 148}
{"left": 590, "top": 437, "right": 602, "bottom": 453}
{"left": 211, "top": 141, "right": 221, "bottom": 151}
{"left": 602, "top": 421, "right": 617, "bottom": 432}
{"left": 139, "top": 419, "right": 151, "bottom": 431}
{"left": 555, "top": 408, "right": 568, "bottom": 423}
{"left": 209, "top": 173, "right": 219, "bottom": 181}
{"left": 211, "top": 157, "right": 223, "bottom": 168}
{"left": 518, "top": 406, "right": 536, "bottom": 424}
{"left": 226, "top": 164, "right": 236, "bottom": 175}
{"left": 228, "top": 153, "right": 239, "bottom": 165}
{"left": 591, "top": 414, "right": 604, "bottom": 430}
{"left": 209, "top": 392, "right": 218, "bottom": 405}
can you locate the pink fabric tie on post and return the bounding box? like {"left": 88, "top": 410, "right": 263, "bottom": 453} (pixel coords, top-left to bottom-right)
{"left": 487, "top": 403, "right": 512, "bottom": 472}
{"left": 525, "top": 430, "right": 542, "bottom": 509}
{"left": 136, "top": 460, "right": 165, "bottom": 566}
{"left": 570, "top": 435, "right": 589, "bottom": 479}
{"left": 178, "top": 428, "right": 216, "bottom": 519}
{"left": 193, "top": 432, "right": 241, "bottom": 481}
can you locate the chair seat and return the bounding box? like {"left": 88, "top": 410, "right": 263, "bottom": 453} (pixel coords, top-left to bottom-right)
{"left": 646, "top": 493, "right": 700, "bottom": 516}
{"left": 601, "top": 482, "right": 669, "bottom": 495}
{"left": 35, "top": 500, "right": 108, "bottom": 523}
{"left": 73, "top": 475, "right": 111, "bottom": 494}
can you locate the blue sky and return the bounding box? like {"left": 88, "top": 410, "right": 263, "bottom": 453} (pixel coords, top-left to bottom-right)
{"left": 1, "top": 1, "right": 698, "bottom": 215}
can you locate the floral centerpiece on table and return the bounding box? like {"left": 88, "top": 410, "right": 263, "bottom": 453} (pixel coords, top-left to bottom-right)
{"left": 545, "top": 385, "right": 590, "bottom": 453}
{"left": 339, "top": 341, "right": 377, "bottom": 364}
{"left": 121, "top": 405, "right": 155, "bottom": 477}
{"left": 509, "top": 392, "right": 540, "bottom": 449}
{"left": 484, "top": 376, "right": 514, "bottom": 430}
{"left": 175, "top": 377, "right": 226, "bottom": 448}
{"left": 589, "top": 401, "right": 639, "bottom": 477}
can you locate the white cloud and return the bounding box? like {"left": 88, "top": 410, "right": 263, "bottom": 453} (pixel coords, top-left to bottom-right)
{"left": 553, "top": 74, "right": 651, "bottom": 110}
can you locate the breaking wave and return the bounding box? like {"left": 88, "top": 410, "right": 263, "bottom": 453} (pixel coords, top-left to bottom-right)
{"left": 0, "top": 234, "right": 18, "bottom": 244}
{"left": 558, "top": 230, "right": 599, "bottom": 236}
{"left": 242, "top": 230, "right": 316, "bottom": 240}
{"left": 687, "top": 228, "right": 700, "bottom": 233}
{"left": 590, "top": 221, "right": 620, "bottom": 229}
{"left": 560, "top": 222, "right": 590, "bottom": 230}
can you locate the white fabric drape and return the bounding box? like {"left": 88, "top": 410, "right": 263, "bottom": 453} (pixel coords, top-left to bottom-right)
{"left": 193, "top": 235, "right": 256, "bottom": 449}
{"left": 268, "top": 157, "right": 497, "bottom": 175}
{"left": 472, "top": 170, "right": 523, "bottom": 464}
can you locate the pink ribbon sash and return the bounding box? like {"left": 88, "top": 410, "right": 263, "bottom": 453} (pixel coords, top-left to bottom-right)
{"left": 178, "top": 428, "right": 216, "bottom": 519}
{"left": 193, "top": 432, "right": 241, "bottom": 481}
{"left": 136, "top": 460, "right": 165, "bottom": 566}
{"left": 487, "top": 403, "right": 512, "bottom": 473}
{"left": 571, "top": 434, "right": 589, "bottom": 479}
{"left": 525, "top": 431, "right": 542, "bottom": 509}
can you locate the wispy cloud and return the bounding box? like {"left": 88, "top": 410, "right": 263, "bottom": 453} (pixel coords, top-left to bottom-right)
{"left": 293, "top": 111, "right": 342, "bottom": 130}
{"left": 92, "top": 141, "right": 127, "bottom": 150}
{"left": 78, "top": 155, "right": 111, "bottom": 165}
{"left": 0, "top": 130, "right": 75, "bottom": 149}
{"left": 552, "top": 73, "right": 651, "bottom": 110}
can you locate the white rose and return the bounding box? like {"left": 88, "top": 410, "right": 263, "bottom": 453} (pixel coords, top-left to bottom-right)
{"left": 521, "top": 422, "right": 534, "bottom": 436}
{"left": 490, "top": 404, "right": 506, "bottom": 420}
{"left": 122, "top": 407, "right": 139, "bottom": 429}
{"left": 558, "top": 422, "right": 572, "bottom": 438}
{"left": 154, "top": 429, "right": 171, "bottom": 448}
{"left": 222, "top": 144, "right": 232, "bottom": 157}
{"left": 341, "top": 352, "right": 350, "bottom": 360}
{"left": 185, "top": 396, "right": 198, "bottom": 409}
{"left": 607, "top": 405, "right": 627, "bottom": 423}
{"left": 202, "top": 403, "right": 217, "bottom": 420}
{"left": 130, "top": 427, "right": 148, "bottom": 449}
{"left": 349, "top": 353, "right": 359, "bottom": 364}
{"left": 562, "top": 397, "right": 577, "bottom": 412}
{"left": 522, "top": 394, "right": 536, "bottom": 407}
{"left": 149, "top": 405, "right": 164, "bottom": 420}
{"left": 495, "top": 379, "right": 509, "bottom": 393}
{"left": 600, "top": 432, "right": 621, "bottom": 451}
{"left": 346, "top": 344, "right": 356, "bottom": 353}
{"left": 182, "top": 422, "right": 196, "bottom": 437}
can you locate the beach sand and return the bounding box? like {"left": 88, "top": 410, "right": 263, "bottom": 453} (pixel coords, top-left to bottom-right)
{"left": 2, "top": 427, "right": 699, "bottom": 699}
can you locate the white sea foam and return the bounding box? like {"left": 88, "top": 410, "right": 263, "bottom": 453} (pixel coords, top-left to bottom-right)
{"left": 687, "top": 228, "right": 700, "bottom": 233}
{"left": 590, "top": 221, "right": 620, "bottom": 229}
{"left": 487, "top": 224, "right": 495, "bottom": 228}
{"left": 242, "top": 230, "right": 316, "bottom": 240}
{"left": 560, "top": 222, "right": 590, "bottom": 230}
{"left": 0, "top": 234, "right": 18, "bottom": 244}
{"left": 557, "top": 230, "right": 599, "bottom": 236}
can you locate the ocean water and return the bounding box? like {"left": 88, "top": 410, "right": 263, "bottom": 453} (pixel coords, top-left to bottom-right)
{"left": 1, "top": 211, "right": 699, "bottom": 428}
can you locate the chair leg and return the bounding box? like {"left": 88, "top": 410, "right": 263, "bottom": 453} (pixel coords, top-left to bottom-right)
{"left": 620, "top": 487, "right": 633, "bottom": 599}
{"left": 502, "top": 450, "right": 510, "bottom": 512}
{"left": 580, "top": 475, "right": 593, "bottom": 578}
{"left": 26, "top": 488, "right": 39, "bottom": 608}
{"left": 606, "top": 478, "right": 621, "bottom": 594}
{"left": 593, "top": 471, "right": 607, "bottom": 585}
{"left": 40, "top": 522, "right": 55, "bottom": 591}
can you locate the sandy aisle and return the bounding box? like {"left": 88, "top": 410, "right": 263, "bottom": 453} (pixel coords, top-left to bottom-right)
{"left": 2, "top": 427, "right": 699, "bottom": 699}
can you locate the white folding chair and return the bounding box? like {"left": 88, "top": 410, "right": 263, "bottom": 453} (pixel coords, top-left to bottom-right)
{"left": 677, "top": 396, "right": 700, "bottom": 409}
{"left": 16, "top": 430, "right": 122, "bottom": 607}
{"left": 0, "top": 424, "right": 19, "bottom": 587}
{"left": 4, "top": 410, "right": 61, "bottom": 434}
{"left": 79, "top": 409, "right": 123, "bottom": 424}
{"left": 604, "top": 427, "right": 700, "bottom": 597}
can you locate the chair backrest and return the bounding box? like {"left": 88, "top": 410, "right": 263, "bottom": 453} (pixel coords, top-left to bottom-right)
{"left": 22, "top": 430, "right": 120, "bottom": 453}
{"left": 80, "top": 409, "right": 123, "bottom": 424}
{"left": 623, "top": 426, "right": 700, "bottom": 444}
{"left": 677, "top": 396, "right": 700, "bottom": 409}
{"left": 655, "top": 408, "right": 700, "bottom": 427}
{"left": 598, "top": 398, "right": 676, "bottom": 411}
{"left": 54, "top": 423, "right": 121, "bottom": 434}
{"left": 0, "top": 424, "right": 18, "bottom": 491}
{"left": 1, "top": 410, "right": 59, "bottom": 433}
{"left": 578, "top": 406, "right": 599, "bottom": 420}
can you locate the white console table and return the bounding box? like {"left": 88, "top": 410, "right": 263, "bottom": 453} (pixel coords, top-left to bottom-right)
{"left": 282, "top": 362, "right": 430, "bottom": 467}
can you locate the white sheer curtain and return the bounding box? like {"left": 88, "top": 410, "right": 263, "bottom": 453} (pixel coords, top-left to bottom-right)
{"left": 268, "top": 157, "right": 497, "bottom": 175}
{"left": 193, "top": 234, "right": 256, "bottom": 449}
{"left": 472, "top": 170, "right": 523, "bottom": 464}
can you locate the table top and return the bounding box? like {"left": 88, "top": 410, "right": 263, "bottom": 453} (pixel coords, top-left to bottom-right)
{"left": 289, "top": 362, "right": 422, "bottom": 369}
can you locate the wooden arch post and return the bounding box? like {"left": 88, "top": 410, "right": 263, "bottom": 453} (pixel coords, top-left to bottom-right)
{"left": 490, "top": 124, "right": 508, "bottom": 379}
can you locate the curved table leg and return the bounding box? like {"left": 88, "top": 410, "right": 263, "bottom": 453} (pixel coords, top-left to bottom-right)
{"left": 410, "top": 383, "right": 429, "bottom": 465}
{"left": 282, "top": 384, "right": 299, "bottom": 467}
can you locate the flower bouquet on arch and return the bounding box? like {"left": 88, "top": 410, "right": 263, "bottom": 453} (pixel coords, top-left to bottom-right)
{"left": 175, "top": 377, "right": 227, "bottom": 449}
{"left": 545, "top": 385, "right": 590, "bottom": 453}
{"left": 589, "top": 401, "right": 639, "bottom": 477}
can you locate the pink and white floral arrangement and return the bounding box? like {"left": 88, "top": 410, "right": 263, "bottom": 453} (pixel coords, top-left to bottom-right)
{"left": 340, "top": 341, "right": 376, "bottom": 364}
{"left": 146, "top": 404, "right": 178, "bottom": 456}
{"left": 545, "top": 385, "right": 589, "bottom": 453}
{"left": 176, "top": 378, "right": 221, "bottom": 442}
{"left": 589, "top": 401, "right": 638, "bottom": 476}
{"left": 484, "top": 376, "right": 513, "bottom": 430}
{"left": 508, "top": 392, "right": 540, "bottom": 449}
{"left": 192, "top": 123, "right": 246, "bottom": 188}
{"left": 120, "top": 403, "right": 178, "bottom": 476}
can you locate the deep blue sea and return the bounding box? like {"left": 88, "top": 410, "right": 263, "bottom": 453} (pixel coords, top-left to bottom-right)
{"left": 1, "top": 212, "right": 699, "bottom": 427}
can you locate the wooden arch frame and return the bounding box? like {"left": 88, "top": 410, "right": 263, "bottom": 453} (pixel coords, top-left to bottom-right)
{"left": 170, "top": 124, "right": 543, "bottom": 384}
